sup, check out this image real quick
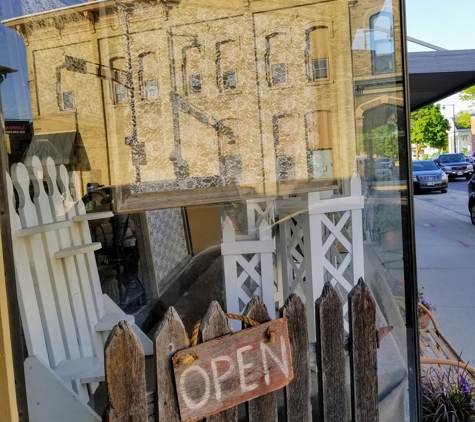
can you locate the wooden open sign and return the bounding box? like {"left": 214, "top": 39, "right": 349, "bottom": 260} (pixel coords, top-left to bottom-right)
{"left": 172, "top": 318, "right": 293, "bottom": 422}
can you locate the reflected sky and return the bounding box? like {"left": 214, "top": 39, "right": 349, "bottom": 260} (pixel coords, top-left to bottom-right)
{"left": 0, "top": 0, "right": 87, "bottom": 120}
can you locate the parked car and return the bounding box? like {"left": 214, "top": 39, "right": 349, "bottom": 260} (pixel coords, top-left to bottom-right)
{"left": 373, "top": 157, "right": 394, "bottom": 180}
{"left": 468, "top": 189, "right": 475, "bottom": 226}
{"left": 412, "top": 160, "right": 448, "bottom": 193}
{"left": 433, "top": 153, "right": 473, "bottom": 180}
{"left": 468, "top": 173, "right": 475, "bottom": 196}
{"left": 467, "top": 174, "right": 475, "bottom": 224}
{"left": 375, "top": 157, "right": 394, "bottom": 169}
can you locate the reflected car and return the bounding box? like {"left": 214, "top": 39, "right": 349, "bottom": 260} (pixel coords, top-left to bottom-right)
{"left": 433, "top": 153, "right": 473, "bottom": 180}
{"left": 412, "top": 160, "right": 448, "bottom": 193}
{"left": 467, "top": 174, "right": 475, "bottom": 224}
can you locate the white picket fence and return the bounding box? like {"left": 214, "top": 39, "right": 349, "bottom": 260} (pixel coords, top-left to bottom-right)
{"left": 221, "top": 173, "right": 365, "bottom": 339}
{"left": 6, "top": 156, "right": 153, "bottom": 422}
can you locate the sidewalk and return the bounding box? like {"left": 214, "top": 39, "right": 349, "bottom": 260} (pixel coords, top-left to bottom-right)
{"left": 414, "top": 190, "right": 475, "bottom": 364}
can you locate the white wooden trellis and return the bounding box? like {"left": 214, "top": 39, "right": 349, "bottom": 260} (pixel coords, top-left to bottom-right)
{"left": 221, "top": 217, "right": 275, "bottom": 331}
{"left": 6, "top": 156, "right": 153, "bottom": 422}
{"left": 277, "top": 173, "right": 364, "bottom": 340}
{"left": 220, "top": 197, "right": 284, "bottom": 307}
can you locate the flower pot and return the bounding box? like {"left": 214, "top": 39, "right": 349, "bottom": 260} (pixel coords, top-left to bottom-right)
{"left": 419, "top": 313, "right": 430, "bottom": 329}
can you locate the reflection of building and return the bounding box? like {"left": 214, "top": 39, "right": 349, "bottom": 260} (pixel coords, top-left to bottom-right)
{"left": 2, "top": 0, "right": 404, "bottom": 195}
{"left": 450, "top": 125, "right": 471, "bottom": 154}
{"left": 350, "top": 1, "right": 404, "bottom": 172}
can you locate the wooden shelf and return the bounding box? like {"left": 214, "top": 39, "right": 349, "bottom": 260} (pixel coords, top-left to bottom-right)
{"left": 54, "top": 242, "right": 102, "bottom": 258}
{"left": 73, "top": 211, "right": 114, "bottom": 222}
{"left": 15, "top": 220, "right": 72, "bottom": 237}
{"left": 54, "top": 357, "right": 102, "bottom": 382}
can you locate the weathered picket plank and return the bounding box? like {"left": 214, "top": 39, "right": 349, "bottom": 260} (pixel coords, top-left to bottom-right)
{"left": 280, "top": 294, "right": 311, "bottom": 421}
{"left": 201, "top": 301, "right": 237, "bottom": 422}
{"left": 102, "top": 286, "right": 383, "bottom": 422}
{"left": 242, "top": 296, "right": 277, "bottom": 422}
{"left": 348, "top": 278, "right": 378, "bottom": 422}
{"left": 315, "top": 282, "right": 346, "bottom": 422}
{"left": 154, "top": 307, "right": 190, "bottom": 422}
{"left": 103, "top": 321, "right": 147, "bottom": 422}
{"left": 173, "top": 318, "right": 292, "bottom": 421}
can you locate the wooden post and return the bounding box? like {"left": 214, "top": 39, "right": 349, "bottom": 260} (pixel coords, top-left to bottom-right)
{"left": 349, "top": 278, "right": 378, "bottom": 422}
{"left": 103, "top": 320, "right": 147, "bottom": 422}
{"left": 350, "top": 173, "right": 364, "bottom": 282}
{"left": 243, "top": 296, "right": 277, "bottom": 422}
{"left": 201, "top": 301, "right": 238, "bottom": 422}
{"left": 0, "top": 227, "right": 19, "bottom": 421}
{"left": 280, "top": 294, "right": 311, "bottom": 420}
{"left": 154, "top": 306, "right": 189, "bottom": 421}
{"left": 315, "top": 282, "right": 346, "bottom": 421}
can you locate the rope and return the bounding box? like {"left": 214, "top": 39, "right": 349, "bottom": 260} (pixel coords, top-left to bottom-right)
{"left": 178, "top": 313, "right": 276, "bottom": 366}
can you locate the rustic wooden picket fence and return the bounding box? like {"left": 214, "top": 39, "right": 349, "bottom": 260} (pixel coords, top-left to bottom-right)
{"left": 102, "top": 278, "right": 379, "bottom": 422}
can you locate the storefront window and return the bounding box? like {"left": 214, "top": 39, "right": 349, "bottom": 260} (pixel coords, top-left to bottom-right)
{"left": 0, "top": 0, "right": 417, "bottom": 420}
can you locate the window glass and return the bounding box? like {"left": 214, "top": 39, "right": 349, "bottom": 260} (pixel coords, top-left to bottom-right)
{"left": 0, "top": 0, "right": 417, "bottom": 420}
{"left": 306, "top": 26, "right": 330, "bottom": 81}
{"left": 139, "top": 53, "right": 158, "bottom": 100}
{"left": 370, "top": 12, "right": 395, "bottom": 74}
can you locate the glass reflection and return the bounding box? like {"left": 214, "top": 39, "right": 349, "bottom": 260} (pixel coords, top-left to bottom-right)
{"left": 0, "top": 0, "right": 413, "bottom": 419}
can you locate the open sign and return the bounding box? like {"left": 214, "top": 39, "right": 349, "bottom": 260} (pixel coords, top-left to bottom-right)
{"left": 172, "top": 318, "right": 293, "bottom": 422}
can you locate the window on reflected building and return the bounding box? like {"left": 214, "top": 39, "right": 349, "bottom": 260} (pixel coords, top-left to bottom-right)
{"left": 216, "top": 40, "right": 239, "bottom": 91}
{"left": 306, "top": 26, "right": 330, "bottom": 81}
{"left": 370, "top": 12, "right": 395, "bottom": 75}
{"left": 62, "top": 91, "right": 74, "bottom": 109}
{"left": 139, "top": 53, "right": 158, "bottom": 101}
{"left": 305, "top": 110, "right": 333, "bottom": 179}
{"left": 190, "top": 74, "right": 202, "bottom": 93}
{"left": 183, "top": 43, "right": 202, "bottom": 95}
{"left": 273, "top": 114, "right": 298, "bottom": 180}
{"left": 223, "top": 70, "right": 237, "bottom": 90}
{"left": 265, "top": 32, "right": 288, "bottom": 86}
{"left": 111, "top": 57, "right": 127, "bottom": 103}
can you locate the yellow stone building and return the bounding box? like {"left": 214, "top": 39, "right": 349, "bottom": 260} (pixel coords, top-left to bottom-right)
{"left": 3, "top": 0, "right": 404, "bottom": 200}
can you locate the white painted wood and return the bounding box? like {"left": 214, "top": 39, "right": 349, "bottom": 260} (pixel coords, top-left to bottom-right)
{"left": 28, "top": 157, "right": 96, "bottom": 367}
{"left": 15, "top": 220, "right": 72, "bottom": 237}
{"left": 275, "top": 173, "right": 365, "bottom": 338}
{"left": 54, "top": 242, "right": 102, "bottom": 258}
{"left": 258, "top": 220, "right": 276, "bottom": 318}
{"left": 304, "top": 211, "right": 322, "bottom": 343}
{"left": 102, "top": 295, "right": 153, "bottom": 355}
{"left": 221, "top": 217, "right": 276, "bottom": 331}
{"left": 307, "top": 195, "right": 364, "bottom": 213}
{"left": 6, "top": 173, "right": 49, "bottom": 365}
{"left": 350, "top": 174, "right": 365, "bottom": 283}
{"left": 67, "top": 169, "right": 107, "bottom": 320}
{"left": 8, "top": 155, "right": 156, "bottom": 420}
{"left": 72, "top": 211, "right": 114, "bottom": 222}
{"left": 221, "top": 218, "right": 242, "bottom": 331}
{"left": 221, "top": 239, "right": 275, "bottom": 255}
{"left": 95, "top": 314, "right": 134, "bottom": 331}
{"left": 24, "top": 356, "right": 101, "bottom": 422}
{"left": 54, "top": 357, "right": 102, "bottom": 382}
{"left": 11, "top": 162, "right": 69, "bottom": 368}
{"left": 23, "top": 157, "right": 90, "bottom": 400}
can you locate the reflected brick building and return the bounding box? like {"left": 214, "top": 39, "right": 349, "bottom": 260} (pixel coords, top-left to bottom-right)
{"left": 4, "top": 0, "right": 403, "bottom": 194}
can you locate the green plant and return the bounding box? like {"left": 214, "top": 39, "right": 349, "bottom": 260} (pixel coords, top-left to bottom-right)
{"left": 374, "top": 209, "right": 402, "bottom": 232}
{"left": 422, "top": 366, "right": 475, "bottom": 421}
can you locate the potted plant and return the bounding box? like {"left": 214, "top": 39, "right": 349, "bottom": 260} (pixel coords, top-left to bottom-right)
{"left": 422, "top": 366, "right": 475, "bottom": 421}
{"left": 418, "top": 288, "right": 438, "bottom": 329}
{"left": 374, "top": 207, "right": 402, "bottom": 250}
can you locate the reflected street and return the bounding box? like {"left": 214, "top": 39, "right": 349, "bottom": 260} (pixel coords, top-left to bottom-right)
{"left": 415, "top": 178, "right": 475, "bottom": 364}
